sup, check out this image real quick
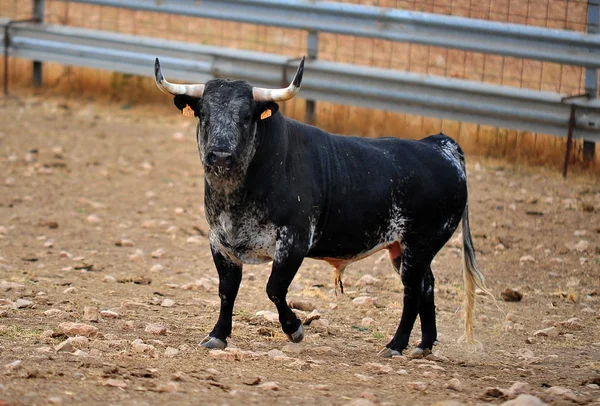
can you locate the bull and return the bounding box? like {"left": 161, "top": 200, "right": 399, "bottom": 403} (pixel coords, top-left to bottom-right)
{"left": 154, "top": 57, "right": 489, "bottom": 357}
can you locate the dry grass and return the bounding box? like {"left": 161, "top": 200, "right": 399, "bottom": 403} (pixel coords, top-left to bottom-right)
{"left": 0, "top": 0, "right": 598, "bottom": 168}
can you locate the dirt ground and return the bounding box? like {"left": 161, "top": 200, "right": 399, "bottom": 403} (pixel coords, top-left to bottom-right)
{"left": 0, "top": 93, "right": 598, "bottom": 406}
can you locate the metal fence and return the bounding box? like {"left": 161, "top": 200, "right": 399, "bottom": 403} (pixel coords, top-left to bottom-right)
{"left": 1, "top": 0, "right": 599, "bottom": 165}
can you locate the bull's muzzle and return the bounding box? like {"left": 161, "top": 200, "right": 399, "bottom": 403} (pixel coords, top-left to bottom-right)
{"left": 206, "top": 151, "right": 235, "bottom": 173}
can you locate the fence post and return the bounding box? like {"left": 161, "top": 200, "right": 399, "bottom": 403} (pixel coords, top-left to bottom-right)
{"left": 584, "top": 0, "right": 600, "bottom": 161}
{"left": 305, "top": 30, "right": 318, "bottom": 125}
{"left": 32, "top": 0, "right": 45, "bottom": 87}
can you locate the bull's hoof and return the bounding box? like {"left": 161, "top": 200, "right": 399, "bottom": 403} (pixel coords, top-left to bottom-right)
{"left": 286, "top": 324, "right": 304, "bottom": 343}
{"left": 377, "top": 347, "right": 402, "bottom": 358}
{"left": 200, "top": 335, "right": 226, "bottom": 350}
{"left": 408, "top": 347, "right": 432, "bottom": 359}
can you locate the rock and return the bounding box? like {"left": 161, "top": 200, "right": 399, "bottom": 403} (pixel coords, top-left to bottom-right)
{"left": 426, "top": 350, "right": 449, "bottom": 362}
{"left": 86, "top": 214, "right": 101, "bottom": 224}
{"left": 171, "top": 371, "right": 190, "bottom": 382}
{"left": 145, "top": 323, "right": 167, "bottom": 335}
{"left": 100, "top": 310, "right": 120, "bottom": 319}
{"left": 445, "top": 378, "right": 463, "bottom": 392}
{"left": 361, "top": 317, "right": 375, "bottom": 327}
{"left": 151, "top": 248, "right": 165, "bottom": 258}
{"left": 288, "top": 297, "right": 316, "bottom": 311}
{"left": 352, "top": 296, "right": 377, "bottom": 306}
{"left": 41, "top": 330, "right": 55, "bottom": 339}
{"left": 73, "top": 349, "right": 89, "bottom": 358}
{"left": 485, "top": 387, "right": 508, "bottom": 398}
{"left": 150, "top": 264, "right": 164, "bottom": 272}
{"left": 4, "top": 360, "right": 22, "bottom": 372}
{"left": 256, "top": 310, "right": 279, "bottom": 323}
{"left": 164, "top": 347, "right": 179, "bottom": 358}
{"left": 67, "top": 336, "right": 90, "bottom": 349}
{"left": 156, "top": 382, "right": 180, "bottom": 393}
{"left": 304, "top": 309, "right": 321, "bottom": 325}
{"left": 267, "top": 349, "right": 288, "bottom": 359}
{"left": 114, "top": 239, "right": 134, "bottom": 247}
{"left": 501, "top": 288, "right": 523, "bottom": 302}
{"left": 208, "top": 350, "right": 237, "bottom": 361}
{"left": 104, "top": 378, "right": 128, "bottom": 388}
{"left": 186, "top": 236, "right": 203, "bottom": 244}
{"left": 501, "top": 394, "right": 547, "bottom": 406}
{"left": 130, "top": 339, "right": 156, "bottom": 355}
{"left": 281, "top": 343, "right": 303, "bottom": 354}
{"left": 545, "top": 386, "right": 577, "bottom": 401}
{"left": 83, "top": 306, "right": 100, "bottom": 322}
{"left": 59, "top": 322, "right": 98, "bottom": 338}
{"left": 572, "top": 240, "right": 590, "bottom": 253}
{"left": 181, "top": 278, "right": 212, "bottom": 291}
{"left": 44, "top": 309, "right": 63, "bottom": 318}
{"left": 55, "top": 340, "right": 75, "bottom": 353}
{"left": 310, "top": 318, "right": 329, "bottom": 332}
{"left": 519, "top": 255, "right": 535, "bottom": 263}
{"left": 533, "top": 327, "right": 558, "bottom": 338}
{"left": 355, "top": 274, "right": 380, "bottom": 286}
{"left": 15, "top": 299, "right": 34, "bottom": 309}
{"left": 103, "top": 275, "right": 116, "bottom": 283}
{"left": 258, "top": 381, "right": 279, "bottom": 391}
{"left": 47, "top": 397, "right": 63, "bottom": 404}
{"left": 161, "top": 299, "right": 175, "bottom": 307}
{"left": 507, "top": 382, "right": 530, "bottom": 398}
{"left": 355, "top": 373, "right": 374, "bottom": 382}
{"left": 560, "top": 317, "right": 583, "bottom": 330}
{"left": 62, "top": 287, "right": 76, "bottom": 294}
{"left": 407, "top": 381, "right": 427, "bottom": 391}
{"left": 365, "top": 362, "right": 394, "bottom": 374}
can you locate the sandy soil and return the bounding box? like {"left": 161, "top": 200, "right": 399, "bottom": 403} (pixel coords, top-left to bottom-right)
{"left": 0, "top": 94, "right": 598, "bottom": 406}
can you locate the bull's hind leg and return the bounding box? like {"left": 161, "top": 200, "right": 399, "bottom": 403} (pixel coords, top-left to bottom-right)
{"left": 414, "top": 266, "right": 437, "bottom": 356}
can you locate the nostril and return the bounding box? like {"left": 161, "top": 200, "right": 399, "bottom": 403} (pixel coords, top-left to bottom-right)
{"left": 225, "top": 156, "right": 233, "bottom": 168}
{"left": 207, "top": 152, "right": 218, "bottom": 165}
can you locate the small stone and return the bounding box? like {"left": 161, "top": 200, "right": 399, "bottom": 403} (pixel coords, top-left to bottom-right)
{"left": 44, "top": 309, "right": 63, "bottom": 317}
{"left": 171, "top": 371, "right": 190, "bottom": 382}
{"left": 310, "top": 318, "right": 329, "bottom": 332}
{"left": 47, "top": 397, "right": 63, "bottom": 404}
{"left": 161, "top": 299, "right": 175, "bottom": 307}
{"left": 501, "top": 288, "right": 523, "bottom": 302}
{"left": 103, "top": 275, "right": 116, "bottom": 283}
{"left": 67, "top": 336, "right": 90, "bottom": 349}
{"left": 360, "top": 391, "right": 379, "bottom": 403}
{"left": 361, "top": 317, "right": 375, "bottom": 327}
{"left": 100, "top": 310, "right": 120, "bottom": 319}
{"left": 104, "top": 378, "right": 128, "bottom": 388}
{"left": 281, "top": 343, "right": 303, "bottom": 354}
{"left": 507, "top": 382, "right": 530, "bottom": 398}
{"left": 115, "top": 239, "right": 134, "bottom": 247}
{"left": 365, "top": 362, "right": 394, "bottom": 374}
{"left": 533, "top": 327, "right": 558, "bottom": 338}
{"left": 4, "top": 360, "right": 22, "bottom": 372}
{"left": 304, "top": 309, "right": 321, "bottom": 325}
{"left": 346, "top": 400, "right": 375, "bottom": 406}
{"left": 426, "top": 350, "right": 449, "bottom": 362}
{"left": 256, "top": 310, "right": 279, "bottom": 323}
{"left": 55, "top": 340, "right": 75, "bottom": 353}
{"left": 355, "top": 274, "right": 380, "bottom": 286}
{"left": 86, "top": 214, "right": 101, "bottom": 224}
{"left": 59, "top": 322, "right": 98, "bottom": 338}
{"left": 41, "top": 330, "right": 54, "bottom": 339}
{"left": 186, "top": 236, "right": 203, "bottom": 244}
{"left": 181, "top": 278, "right": 212, "bottom": 291}
{"left": 63, "top": 287, "right": 76, "bottom": 294}
{"left": 145, "top": 323, "right": 167, "bottom": 335}
{"left": 150, "top": 264, "right": 164, "bottom": 272}
{"left": 519, "top": 255, "right": 535, "bottom": 263}
{"left": 572, "top": 240, "right": 590, "bottom": 253}
{"left": 352, "top": 296, "right": 377, "bottom": 306}
{"left": 485, "top": 387, "right": 508, "bottom": 398}
{"left": 15, "top": 299, "right": 34, "bottom": 309}
{"left": 83, "top": 306, "right": 100, "bottom": 322}
{"left": 267, "top": 349, "right": 287, "bottom": 359}
{"left": 560, "top": 317, "right": 583, "bottom": 330}
{"left": 164, "top": 347, "right": 179, "bottom": 358}
{"left": 151, "top": 248, "right": 165, "bottom": 258}
{"left": 407, "top": 381, "right": 427, "bottom": 391}
{"left": 446, "top": 378, "right": 463, "bottom": 392}
{"left": 288, "top": 297, "right": 316, "bottom": 311}
{"left": 73, "top": 349, "right": 89, "bottom": 357}
{"left": 130, "top": 339, "right": 156, "bottom": 354}
{"left": 501, "top": 394, "right": 547, "bottom": 406}
{"left": 545, "top": 386, "right": 577, "bottom": 401}
{"left": 258, "top": 381, "right": 279, "bottom": 391}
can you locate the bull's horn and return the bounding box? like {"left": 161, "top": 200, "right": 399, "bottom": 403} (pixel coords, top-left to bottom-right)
{"left": 154, "top": 58, "right": 205, "bottom": 97}
{"left": 253, "top": 56, "right": 305, "bottom": 102}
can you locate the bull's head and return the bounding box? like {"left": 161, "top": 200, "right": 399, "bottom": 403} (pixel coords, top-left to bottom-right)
{"left": 154, "top": 57, "right": 304, "bottom": 185}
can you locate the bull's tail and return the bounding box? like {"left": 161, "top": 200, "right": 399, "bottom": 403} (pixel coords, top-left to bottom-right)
{"left": 457, "top": 158, "right": 495, "bottom": 344}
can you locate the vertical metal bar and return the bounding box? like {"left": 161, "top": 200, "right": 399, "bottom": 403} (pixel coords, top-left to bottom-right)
{"left": 32, "top": 0, "right": 45, "bottom": 87}
{"left": 584, "top": 0, "right": 600, "bottom": 161}
{"left": 563, "top": 105, "right": 576, "bottom": 178}
{"left": 305, "top": 31, "right": 318, "bottom": 125}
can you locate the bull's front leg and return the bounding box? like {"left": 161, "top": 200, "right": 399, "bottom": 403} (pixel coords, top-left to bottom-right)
{"left": 266, "top": 229, "right": 306, "bottom": 343}
{"left": 201, "top": 244, "right": 242, "bottom": 349}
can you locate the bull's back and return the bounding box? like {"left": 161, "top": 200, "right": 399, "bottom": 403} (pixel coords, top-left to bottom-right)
{"left": 305, "top": 132, "right": 467, "bottom": 260}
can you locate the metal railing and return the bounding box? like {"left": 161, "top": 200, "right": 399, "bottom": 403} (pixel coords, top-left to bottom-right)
{"left": 1, "top": 0, "right": 599, "bottom": 161}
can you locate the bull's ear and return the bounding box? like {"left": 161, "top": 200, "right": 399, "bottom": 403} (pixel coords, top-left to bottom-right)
{"left": 255, "top": 101, "right": 279, "bottom": 121}
{"left": 173, "top": 95, "right": 200, "bottom": 117}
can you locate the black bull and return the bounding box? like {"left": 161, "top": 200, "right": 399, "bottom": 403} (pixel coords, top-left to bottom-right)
{"left": 154, "top": 57, "right": 489, "bottom": 357}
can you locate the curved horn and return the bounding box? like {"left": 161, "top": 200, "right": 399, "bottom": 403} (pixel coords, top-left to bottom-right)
{"left": 253, "top": 56, "right": 305, "bottom": 102}
{"left": 154, "top": 58, "right": 205, "bottom": 97}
